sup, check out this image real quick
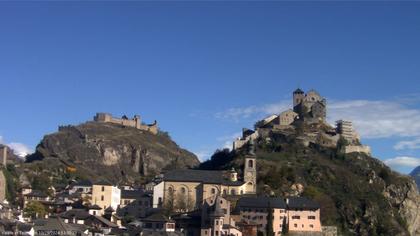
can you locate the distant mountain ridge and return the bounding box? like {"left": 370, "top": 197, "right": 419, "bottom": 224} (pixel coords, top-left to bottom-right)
{"left": 410, "top": 166, "right": 420, "bottom": 190}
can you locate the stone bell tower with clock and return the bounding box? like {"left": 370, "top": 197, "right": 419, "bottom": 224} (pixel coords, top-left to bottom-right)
{"left": 243, "top": 139, "right": 257, "bottom": 194}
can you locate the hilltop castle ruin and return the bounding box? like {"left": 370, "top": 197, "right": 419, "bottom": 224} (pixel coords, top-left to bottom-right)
{"left": 93, "top": 113, "right": 158, "bottom": 135}
{"left": 233, "top": 88, "right": 371, "bottom": 155}
{"left": 293, "top": 88, "right": 327, "bottom": 122}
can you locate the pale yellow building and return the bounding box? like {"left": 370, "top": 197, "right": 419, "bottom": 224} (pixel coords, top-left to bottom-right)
{"left": 91, "top": 181, "right": 121, "bottom": 215}
{"left": 287, "top": 197, "right": 322, "bottom": 233}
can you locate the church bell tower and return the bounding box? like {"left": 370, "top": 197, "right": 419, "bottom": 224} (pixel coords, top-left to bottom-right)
{"left": 243, "top": 140, "right": 257, "bottom": 194}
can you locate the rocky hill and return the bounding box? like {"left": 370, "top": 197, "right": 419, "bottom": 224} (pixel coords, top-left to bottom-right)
{"left": 200, "top": 121, "right": 420, "bottom": 236}
{"left": 25, "top": 121, "right": 199, "bottom": 185}
{"left": 410, "top": 166, "right": 420, "bottom": 189}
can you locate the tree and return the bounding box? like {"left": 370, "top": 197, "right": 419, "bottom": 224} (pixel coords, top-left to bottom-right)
{"left": 163, "top": 188, "right": 175, "bottom": 215}
{"left": 24, "top": 201, "right": 47, "bottom": 219}
{"left": 31, "top": 174, "right": 52, "bottom": 194}
{"left": 174, "top": 192, "right": 195, "bottom": 212}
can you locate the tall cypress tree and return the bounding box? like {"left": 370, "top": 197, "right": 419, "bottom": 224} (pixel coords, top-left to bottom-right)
{"left": 266, "top": 200, "right": 274, "bottom": 236}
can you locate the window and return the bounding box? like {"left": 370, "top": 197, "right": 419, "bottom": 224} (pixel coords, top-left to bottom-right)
{"left": 291, "top": 216, "right": 300, "bottom": 219}
{"left": 308, "top": 216, "right": 316, "bottom": 220}
{"left": 101, "top": 195, "right": 104, "bottom": 201}
{"left": 223, "top": 189, "right": 227, "bottom": 195}
{"left": 168, "top": 187, "right": 173, "bottom": 192}
{"left": 231, "top": 189, "right": 236, "bottom": 195}
{"left": 294, "top": 224, "right": 297, "bottom": 228}
{"left": 216, "top": 220, "right": 219, "bottom": 225}
{"left": 204, "top": 230, "right": 208, "bottom": 235}
{"left": 248, "top": 160, "right": 253, "bottom": 168}
{"left": 302, "top": 224, "right": 304, "bottom": 228}
{"left": 211, "top": 188, "right": 216, "bottom": 194}
{"left": 180, "top": 187, "right": 186, "bottom": 194}
{"left": 101, "top": 186, "right": 105, "bottom": 192}
{"left": 310, "top": 224, "right": 314, "bottom": 228}
{"left": 215, "top": 231, "right": 219, "bottom": 236}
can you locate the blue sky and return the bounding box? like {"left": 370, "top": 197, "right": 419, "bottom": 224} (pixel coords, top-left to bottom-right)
{"left": 0, "top": 1, "right": 419, "bottom": 174}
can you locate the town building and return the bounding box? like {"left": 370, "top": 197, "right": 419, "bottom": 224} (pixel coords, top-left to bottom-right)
{"left": 201, "top": 195, "right": 242, "bottom": 236}
{"left": 140, "top": 211, "right": 176, "bottom": 233}
{"left": 23, "top": 190, "right": 51, "bottom": 208}
{"left": 153, "top": 153, "right": 257, "bottom": 210}
{"left": 286, "top": 197, "right": 322, "bottom": 234}
{"left": 68, "top": 180, "right": 92, "bottom": 195}
{"left": 91, "top": 181, "right": 121, "bottom": 215}
{"left": 235, "top": 197, "right": 287, "bottom": 235}
{"left": 118, "top": 189, "right": 152, "bottom": 218}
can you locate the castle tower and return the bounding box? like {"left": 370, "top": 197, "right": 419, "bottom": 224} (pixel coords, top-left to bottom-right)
{"left": 0, "top": 146, "right": 7, "bottom": 166}
{"left": 243, "top": 140, "right": 257, "bottom": 194}
{"left": 293, "top": 88, "right": 305, "bottom": 107}
{"left": 134, "top": 115, "right": 142, "bottom": 129}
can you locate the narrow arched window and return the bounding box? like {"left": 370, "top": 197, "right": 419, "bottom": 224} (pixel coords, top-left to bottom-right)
{"left": 248, "top": 160, "right": 253, "bottom": 168}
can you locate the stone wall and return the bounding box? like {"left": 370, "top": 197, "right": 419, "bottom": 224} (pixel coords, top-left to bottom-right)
{"left": 94, "top": 113, "right": 158, "bottom": 135}
{"left": 342, "top": 145, "right": 371, "bottom": 155}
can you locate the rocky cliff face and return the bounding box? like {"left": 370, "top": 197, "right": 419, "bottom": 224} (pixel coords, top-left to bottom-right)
{"left": 26, "top": 121, "right": 199, "bottom": 184}
{"left": 384, "top": 179, "right": 420, "bottom": 236}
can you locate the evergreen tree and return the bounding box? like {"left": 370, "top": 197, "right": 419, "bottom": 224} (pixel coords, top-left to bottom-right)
{"left": 266, "top": 202, "right": 274, "bottom": 236}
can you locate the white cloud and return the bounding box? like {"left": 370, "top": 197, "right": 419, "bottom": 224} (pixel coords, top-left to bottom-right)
{"left": 215, "top": 100, "right": 291, "bottom": 122}
{"left": 384, "top": 156, "right": 420, "bottom": 168}
{"left": 328, "top": 100, "right": 420, "bottom": 139}
{"left": 394, "top": 138, "right": 420, "bottom": 150}
{"left": 0, "top": 135, "right": 33, "bottom": 158}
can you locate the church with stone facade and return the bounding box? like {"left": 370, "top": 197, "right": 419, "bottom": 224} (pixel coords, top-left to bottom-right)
{"left": 153, "top": 147, "right": 257, "bottom": 211}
